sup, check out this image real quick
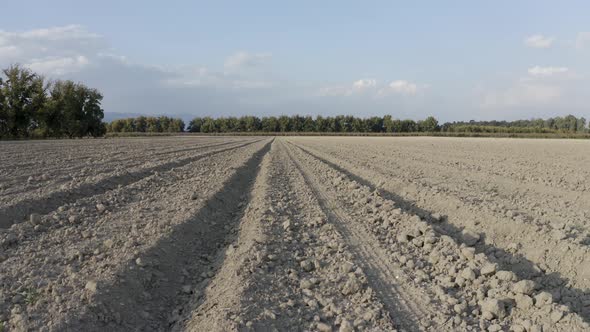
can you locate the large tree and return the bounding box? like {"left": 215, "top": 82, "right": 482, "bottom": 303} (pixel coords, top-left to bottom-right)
{"left": 261, "top": 116, "right": 279, "bottom": 132}
{"left": 0, "top": 65, "right": 46, "bottom": 138}
{"left": 188, "top": 117, "right": 203, "bottom": 132}
{"left": 46, "top": 80, "right": 105, "bottom": 138}
{"left": 419, "top": 116, "right": 439, "bottom": 132}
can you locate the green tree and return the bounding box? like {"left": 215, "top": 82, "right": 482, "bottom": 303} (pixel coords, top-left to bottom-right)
{"left": 576, "top": 117, "right": 587, "bottom": 132}
{"left": 188, "top": 117, "right": 203, "bottom": 132}
{"left": 351, "top": 117, "right": 366, "bottom": 132}
{"left": 44, "top": 80, "right": 104, "bottom": 138}
{"left": 326, "top": 117, "right": 339, "bottom": 132}
{"left": 383, "top": 115, "right": 394, "bottom": 133}
{"left": 201, "top": 117, "right": 217, "bottom": 133}
{"left": 290, "top": 115, "right": 305, "bottom": 132}
{"left": 1, "top": 65, "right": 46, "bottom": 137}
{"left": 244, "top": 115, "right": 261, "bottom": 131}
{"left": 36, "top": 83, "right": 63, "bottom": 137}
{"left": 169, "top": 118, "right": 185, "bottom": 132}
{"left": 303, "top": 115, "right": 315, "bottom": 132}
{"left": 336, "top": 115, "right": 351, "bottom": 132}
{"left": 228, "top": 117, "right": 240, "bottom": 131}
{"left": 146, "top": 117, "right": 160, "bottom": 132}
{"left": 261, "top": 116, "right": 279, "bottom": 132}
{"left": 109, "top": 119, "right": 125, "bottom": 132}
{"left": 418, "top": 116, "right": 439, "bottom": 132}
{"left": 215, "top": 117, "right": 229, "bottom": 132}
{"left": 278, "top": 115, "right": 291, "bottom": 132}
{"left": 400, "top": 119, "right": 417, "bottom": 132}
{"left": 365, "top": 116, "right": 384, "bottom": 132}
{"left": 315, "top": 116, "right": 327, "bottom": 132}
{"left": 135, "top": 116, "right": 147, "bottom": 132}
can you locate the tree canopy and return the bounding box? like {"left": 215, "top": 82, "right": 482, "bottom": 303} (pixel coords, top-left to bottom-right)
{"left": 106, "top": 116, "right": 185, "bottom": 133}
{"left": 185, "top": 115, "right": 442, "bottom": 133}
{"left": 0, "top": 65, "right": 105, "bottom": 138}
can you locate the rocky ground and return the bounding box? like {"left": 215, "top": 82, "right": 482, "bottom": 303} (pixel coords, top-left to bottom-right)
{"left": 0, "top": 136, "right": 589, "bottom": 331}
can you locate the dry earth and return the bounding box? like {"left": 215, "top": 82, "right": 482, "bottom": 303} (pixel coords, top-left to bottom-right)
{"left": 0, "top": 136, "right": 589, "bottom": 332}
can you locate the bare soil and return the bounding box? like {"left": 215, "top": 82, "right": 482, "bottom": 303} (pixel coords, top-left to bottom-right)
{"left": 1, "top": 136, "right": 589, "bottom": 331}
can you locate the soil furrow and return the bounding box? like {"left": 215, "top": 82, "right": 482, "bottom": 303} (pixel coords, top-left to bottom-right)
{"left": 52, "top": 140, "right": 272, "bottom": 331}
{"left": 0, "top": 139, "right": 272, "bottom": 331}
{"left": 2, "top": 136, "right": 590, "bottom": 332}
{"left": 0, "top": 139, "right": 243, "bottom": 200}
{"left": 282, "top": 140, "right": 443, "bottom": 331}
{"left": 284, "top": 138, "right": 589, "bottom": 331}
{"left": 0, "top": 139, "right": 263, "bottom": 228}
{"left": 289, "top": 139, "right": 590, "bottom": 325}
{"left": 183, "top": 140, "right": 397, "bottom": 331}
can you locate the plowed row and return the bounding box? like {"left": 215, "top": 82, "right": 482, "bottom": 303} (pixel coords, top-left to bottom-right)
{"left": 0, "top": 137, "right": 588, "bottom": 331}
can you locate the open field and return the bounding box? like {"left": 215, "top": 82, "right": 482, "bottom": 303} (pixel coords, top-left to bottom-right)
{"left": 1, "top": 136, "right": 589, "bottom": 331}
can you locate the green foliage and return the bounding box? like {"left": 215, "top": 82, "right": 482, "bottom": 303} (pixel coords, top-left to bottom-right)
{"left": 278, "top": 115, "right": 291, "bottom": 132}
{"left": 107, "top": 116, "right": 185, "bottom": 133}
{"left": 0, "top": 65, "right": 105, "bottom": 139}
{"left": 23, "top": 287, "right": 40, "bottom": 305}
{"left": 182, "top": 114, "right": 589, "bottom": 135}
{"left": 187, "top": 117, "right": 203, "bottom": 132}
{"left": 418, "top": 116, "right": 439, "bottom": 132}
{"left": 183, "top": 114, "right": 440, "bottom": 133}
{"left": 261, "top": 116, "right": 279, "bottom": 132}
{"left": 45, "top": 80, "right": 105, "bottom": 138}
{"left": 0, "top": 65, "right": 46, "bottom": 137}
{"left": 441, "top": 115, "right": 588, "bottom": 134}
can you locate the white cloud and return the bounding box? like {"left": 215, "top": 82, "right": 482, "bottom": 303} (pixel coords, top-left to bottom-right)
{"left": 575, "top": 32, "right": 590, "bottom": 49}
{"left": 163, "top": 64, "right": 275, "bottom": 91}
{"left": 317, "top": 86, "right": 352, "bottom": 97}
{"left": 524, "top": 34, "right": 554, "bottom": 48}
{"left": 16, "top": 25, "right": 100, "bottom": 41}
{"left": 352, "top": 78, "right": 376, "bottom": 90}
{"left": 26, "top": 55, "right": 90, "bottom": 76}
{"left": 0, "top": 45, "right": 20, "bottom": 58}
{"left": 481, "top": 65, "right": 577, "bottom": 110}
{"left": 97, "top": 52, "right": 128, "bottom": 63}
{"left": 527, "top": 66, "right": 569, "bottom": 77}
{"left": 1, "top": 25, "right": 444, "bottom": 118}
{"left": 318, "top": 78, "right": 377, "bottom": 97}
{"left": 224, "top": 51, "right": 271, "bottom": 70}
{"left": 0, "top": 25, "right": 105, "bottom": 70}
{"left": 482, "top": 83, "right": 562, "bottom": 108}
{"left": 320, "top": 79, "right": 424, "bottom": 98}
{"left": 387, "top": 80, "right": 418, "bottom": 95}
{"left": 231, "top": 80, "right": 275, "bottom": 89}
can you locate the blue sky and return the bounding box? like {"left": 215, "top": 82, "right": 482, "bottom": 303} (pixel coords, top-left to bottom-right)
{"left": 1, "top": 1, "right": 589, "bottom": 122}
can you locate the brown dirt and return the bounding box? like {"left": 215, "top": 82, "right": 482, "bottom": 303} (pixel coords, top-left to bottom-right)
{"left": 1, "top": 136, "right": 589, "bottom": 331}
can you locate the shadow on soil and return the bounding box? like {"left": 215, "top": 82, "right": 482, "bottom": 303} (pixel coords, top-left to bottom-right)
{"left": 283, "top": 142, "right": 431, "bottom": 331}
{"left": 291, "top": 142, "right": 590, "bottom": 325}
{"left": 54, "top": 139, "right": 272, "bottom": 332}
{"left": 0, "top": 140, "right": 239, "bottom": 199}
{"left": 0, "top": 139, "right": 263, "bottom": 229}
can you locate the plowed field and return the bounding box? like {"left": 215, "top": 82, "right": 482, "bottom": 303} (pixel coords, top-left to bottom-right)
{"left": 1, "top": 136, "right": 589, "bottom": 331}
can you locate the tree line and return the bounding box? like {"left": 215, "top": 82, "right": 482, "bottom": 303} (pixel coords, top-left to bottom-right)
{"left": 441, "top": 115, "right": 587, "bottom": 133}
{"left": 180, "top": 114, "right": 588, "bottom": 134}
{"left": 106, "top": 116, "right": 185, "bottom": 133}
{"left": 29, "top": 111, "right": 590, "bottom": 135}
{"left": 0, "top": 65, "right": 105, "bottom": 138}
{"left": 185, "top": 115, "right": 440, "bottom": 133}
{"left": 2, "top": 65, "right": 587, "bottom": 138}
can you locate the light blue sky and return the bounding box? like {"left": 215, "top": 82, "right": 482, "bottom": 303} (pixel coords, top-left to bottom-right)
{"left": 1, "top": 1, "right": 589, "bottom": 122}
